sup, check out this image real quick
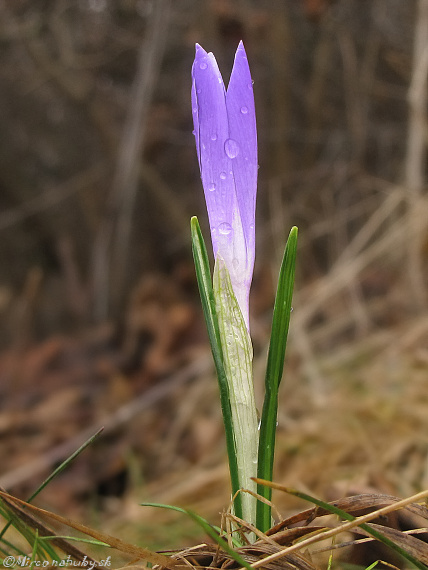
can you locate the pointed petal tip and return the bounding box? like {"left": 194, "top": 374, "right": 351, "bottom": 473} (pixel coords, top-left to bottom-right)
{"left": 236, "top": 40, "right": 247, "bottom": 54}
{"left": 192, "top": 44, "right": 208, "bottom": 79}
{"left": 194, "top": 43, "right": 209, "bottom": 60}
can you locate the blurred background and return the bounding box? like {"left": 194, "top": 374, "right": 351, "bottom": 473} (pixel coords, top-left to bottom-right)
{"left": 1, "top": 0, "right": 428, "bottom": 553}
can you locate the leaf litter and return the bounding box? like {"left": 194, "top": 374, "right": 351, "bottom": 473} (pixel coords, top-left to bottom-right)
{"left": 1, "top": 268, "right": 428, "bottom": 566}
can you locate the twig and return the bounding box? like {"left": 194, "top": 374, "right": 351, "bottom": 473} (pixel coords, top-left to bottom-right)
{"left": 92, "top": 0, "right": 171, "bottom": 321}
{"left": 405, "top": 0, "right": 428, "bottom": 310}
{"left": 0, "top": 164, "right": 104, "bottom": 232}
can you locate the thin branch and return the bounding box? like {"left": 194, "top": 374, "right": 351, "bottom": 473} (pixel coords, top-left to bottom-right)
{"left": 92, "top": 0, "right": 171, "bottom": 321}
{"left": 405, "top": 0, "right": 428, "bottom": 310}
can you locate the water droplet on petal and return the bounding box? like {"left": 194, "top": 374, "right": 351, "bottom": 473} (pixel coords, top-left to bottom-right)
{"left": 218, "top": 222, "right": 232, "bottom": 235}
{"left": 210, "top": 134, "right": 217, "bottom": 141}
{"left": 224, "top": 139, "right": 239, "bottom": 159}
{"left": 199, "top": 62, "right": 207, "bottom": 70}
{"left": 219, "top": 172, "right": 227, "bottom": 180}
{"left": 208, "top": 183, "right": 216, "bottom": 192}
{"left": 196, "top": 88, "right": 201, "bottom": 94}
{"left": 240, "top": 106, "right": 248, "bottom": 114}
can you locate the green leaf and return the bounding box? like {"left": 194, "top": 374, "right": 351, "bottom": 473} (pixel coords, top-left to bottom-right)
{"left": 190, "top": 217, "right": 242, "bottom": 522}
{"left": 213, "top": 255, "right": 259, "bottom": 530}
{"left": 257, "top": 227, "right": 298, "bottom": 532}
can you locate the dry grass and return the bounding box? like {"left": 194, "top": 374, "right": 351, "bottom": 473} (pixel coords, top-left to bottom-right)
{"left": 102, "top": 185, "right": 428, "bottom": 556}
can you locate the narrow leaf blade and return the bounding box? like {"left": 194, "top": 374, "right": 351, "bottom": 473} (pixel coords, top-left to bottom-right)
{"left": 257, "top": 227, "right": 298, "bottom": 532}
{"left": 190, "top": 216, "right": 242, "bottom": 521}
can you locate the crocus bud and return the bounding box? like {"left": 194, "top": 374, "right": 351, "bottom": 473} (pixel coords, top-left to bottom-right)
{"left": 191, "top": 41, "right": 258, "bottom": 329}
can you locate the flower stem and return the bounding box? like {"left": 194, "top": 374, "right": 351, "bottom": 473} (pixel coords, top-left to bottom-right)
{"left": 213, "top": 256, "right": 259, "bottom": 529}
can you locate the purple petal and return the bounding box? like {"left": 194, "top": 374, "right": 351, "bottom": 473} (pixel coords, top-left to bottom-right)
{"left": 192, "top": 42, "right": 258, "bottom": 328}
{"left": 226, "top": 41, "right": 257, "bottom": 281}
{"left": 192, "top": 44, "right": 236, "bottom": 259}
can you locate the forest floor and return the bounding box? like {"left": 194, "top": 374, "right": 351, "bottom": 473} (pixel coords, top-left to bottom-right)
{"left": 1, "top": 262, "right": 428, "bottom": 561}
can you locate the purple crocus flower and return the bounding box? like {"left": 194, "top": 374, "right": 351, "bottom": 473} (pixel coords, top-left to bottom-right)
{"left": 191, "top": 42, "right": 258, "bottom": 329}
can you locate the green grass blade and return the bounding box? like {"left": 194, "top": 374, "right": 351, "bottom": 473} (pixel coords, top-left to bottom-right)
{"left": 257, "top": 227, "right": 298, "bottom": 532}
{"left": 140, "top": 502, "right": 242, "bottom": 548}
{"left": 191, "top": 216, "right": 242, "bottom": 521}
{"left": 38, "top": 536, "right": 109, "bottom": 547}
{"left": 184, "top": 509, "right": 254, "bottom": 570}
{"left": 285, "top": 487, "right": 428, "bottom": 570}
{"left": 30, "top": 529, "right": 39, "bottom": 564}
{"left": 27, "top": 428, "right": 104, "bottom": 503}
{"left": 0, "top": 536, "right": 27, "bottom": 557}
{"left": 140, "top": 502, "right": 189, "bottom": 515}
{"left": 0, "top": 428, "right": 104, "bottom": 545}
{"left": 0, "top": 502, "right": 58, "bottom": 562}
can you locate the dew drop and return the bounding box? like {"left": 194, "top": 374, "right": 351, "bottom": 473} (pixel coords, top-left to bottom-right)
{"left": 210, "top": 133, "right": 217, "bottom": 141}
{"left": 196, "top": 88, "right": 201, "bottom": 94}
{"left": 224, "top": 138, "right": 239, "bottom": 159}
{"left": 218, "top": 222, "right": 232, "bottom": 235}
{"left": 240, "top": 106, "right": 248, "bottom": 114}
{"left": 219, "top": 171, "right": 227, "bottom": 180}
{"left": 199, "top": 61, "right": 207, "bottom": 70}
{"left": 208, "top": 183, "right": 216, "bottom": 192}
